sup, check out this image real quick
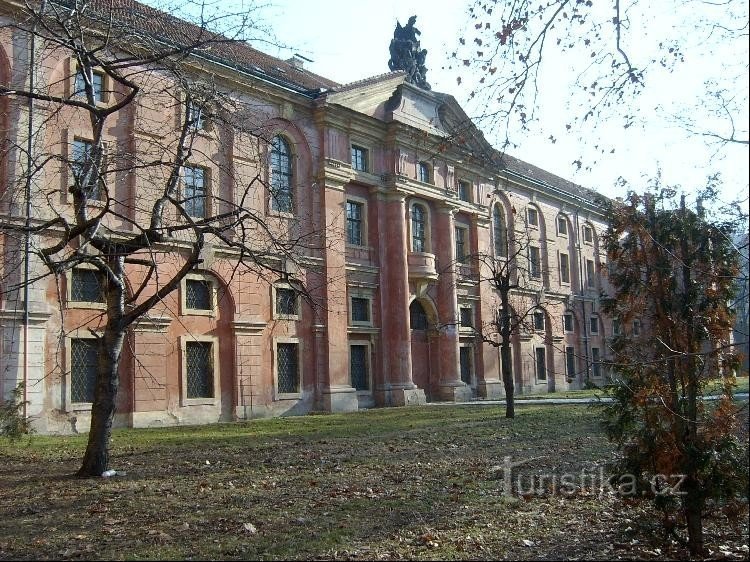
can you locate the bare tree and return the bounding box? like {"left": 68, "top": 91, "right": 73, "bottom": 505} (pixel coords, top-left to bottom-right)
{"left": 0, "top": 0, "right": 321, "bottom": 476}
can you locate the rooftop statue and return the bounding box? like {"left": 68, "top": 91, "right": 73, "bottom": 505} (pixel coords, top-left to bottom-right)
{"left": 388, "top": 15, "right": 431, "bottom": 90}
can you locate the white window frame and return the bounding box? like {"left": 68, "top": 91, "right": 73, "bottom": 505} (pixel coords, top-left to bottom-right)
{"left": 182, "top": 164, "right": 210, "bottom": 219}
{"left": 272, "top": 283, "right": 300, "bottom": 321}
{"left": 345, "top": 195, "right": 368, "bottom": 247}
{"left": 67, "top": 264, "right": 107, "bottom": 310}
{"left": 527, "top": 206, "right": 540, "bottom": 228}
{"left": 349, "top": 341, "right": 372, "bottom": 393}
{"left": 180, "top": 272, "right": 218, "bottom": 317}
{"left": 64, "top": 333, "right": 100, "bottom": 411}
{"left": 582, "top": 224, "right": 594, "bottom": 245}
{"left": 409, "top": 200, "right": 432, "bottom": 253}
{"left": 180, "top": 335, "right": 220, "bottom": 406}
{"left": 557, "top": 215, "right": 568, "bottom": 237}
{"left": 72, "top": 62, "right": 108, "bottom": 104}
{"left": 273, "top": 337, "right": 303, "bottom": 399}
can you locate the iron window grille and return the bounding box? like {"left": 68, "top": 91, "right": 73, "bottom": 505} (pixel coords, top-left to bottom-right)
{"left": 275, "top": 287, "right": 298, "bottom": 316}
{"left": 186, "top": 341, "right": 214, "bottom": 399}
{"left": 276, "top": 342, "right": 299, "bottom": 394}
{"left": 186, "top": 279, "right": 212, "bottom": 310}
{"left": 71, "top": 268, "right": 105, "bottom": 303}
{"left": 71, "top": 338, "right": 97, "bottom": 403}
{"left": 351, "top": 297, "right": 370, "bottom": 323}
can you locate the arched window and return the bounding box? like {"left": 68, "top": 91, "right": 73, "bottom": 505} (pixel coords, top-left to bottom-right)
{"left": 493, "top": 204, "right": 507, "bottom": 257}
{"left": 411, "top": 203, "right": 427, "bottom": 252}
{"left": 410, "top": 300, "right": 428, "bottom": 330}
{"left": 418, "top": 161, "right": 431, "bottom": 184}
{"left": 269, "top": 135, "right": 292, "bottom": 213}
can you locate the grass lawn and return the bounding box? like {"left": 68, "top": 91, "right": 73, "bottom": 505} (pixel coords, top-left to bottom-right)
{"left": 1, "top": 404, "right": 747, "bottom": 560}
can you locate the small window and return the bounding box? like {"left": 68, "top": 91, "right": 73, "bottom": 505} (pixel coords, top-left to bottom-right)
{"left": 457, "top": 180, "right": 471, "bottom": 202}
{"left": 529, "top": 246, "right": 541, "bottom": 278}
{"left": 591, "top": 347, "right": 601, "bottom": 378}
{"left": 186, "top": 341, "right": 214, "bottom": 399}
{"left": 72, "top": 138, "right": 103, "bottom": 200}
{"left": 275, "top": 287, "right": 298, "bottom": 317}
{"left": 533, "top": 310, "right": 545, "bottom": 331}
{"left": 565, "top": 346, "right": 576, "bottom": 380}
{"left": 633, "top": 319, "right": 641, "bottom": 336}
{"left": 563, "top": 313, "right": 574, "bottom": 333}
{"left": 455, "top": 226, "right": 468, "bottom": 263}
{"left": 71, "top": 268, "right": 105, "bottom": 303}
{"left": 276, "top": 342, "right": 299, "bottom": 394}
{"left": 582, "top": 225, "right": 593, "bottom": 244}
{"left": 612, "top": 319, "right": 621, "bottom": 336}
{"left": 586, "top": 259, "right": 596, "bottom": 288}
{"left": 418, "top": 161, "right": 431, "bottom": 183}
{"left": 350, "top": 344, "right": 370, "bottom": 391}
{"left": 186, "top": 99, "right": 206, "bottom": 130}
{"left": 70, "top": 338, "right": 97, "bottom": 403}
{"left": 350, "top": 296, "right": 370, "bottom": 324}
{"left": 535, "top": 347, "right": 547, "bottom": 381}
{"left": 411, "top": 203, "right": 427, "bottom": 253}
{"left": 183, "top": 165, "right": 206, "bottom": 218}
{"left": 185, "top": 279, "right": 212, "bottom": 310}
{"left": 410, "top": 300, "right": 428, "bottom": 330}
{"left": 351, "top": 145, "right": 368, "bottom": 172}
{"left": 346, "top": 200, "right": 364, "bottom": 246}
{"left": 460, "top": 346, "right": 473, "bottom": 385}
{"left": 557, "top": 216, "right": 568, "bottom": 236}
{"left": 75, "top": 68, "right": 105, "bottom": 102}
{"left": 560, "top": 252, "right": 570, "bottom": 284}
{"left": 460, "top": 306, "right": 473, "bottom": 328}
{"left": 527, "top": 207, "right": 539, "bottom": 227}
{"left": 590, "top": 316, "right": 599, "bottom": 335}
{"left": 270, "top": 136, "right": 293, "bottom": 213}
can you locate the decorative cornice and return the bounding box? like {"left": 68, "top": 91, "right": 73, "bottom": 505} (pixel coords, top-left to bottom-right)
{"left": 232, "top": 318, "right": 267, "bottom": 334}
{"left": 0, "top": 309, "right": 52, "bottom": 327}
{"left": 132, "top": 315, "right": 172, "bottom": 333}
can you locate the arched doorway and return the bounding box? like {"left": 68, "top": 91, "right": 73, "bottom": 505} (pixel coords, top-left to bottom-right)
{"left": 409, "top": 297, "right": 438, "bottom": 400}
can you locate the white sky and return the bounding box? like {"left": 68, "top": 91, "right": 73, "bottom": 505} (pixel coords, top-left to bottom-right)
{"left": 173, "top": 0, "right": 750, "bottom": 211}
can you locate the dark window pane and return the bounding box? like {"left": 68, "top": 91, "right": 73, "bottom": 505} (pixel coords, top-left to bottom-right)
{"left": 411, "top": 204, "right": 426, "bottom": 252}
{"left": 418, "top": 162, "right": 430, "bottom": 183}
{"left": 184, "top": 165, "right": 206, "bottom": 218}
{"left": 270, "top": 136, "right": 293, "bottom": 212}
{"left": 592, "top": 347, "right": 601, "bottom": 377}
{"left": 558, "top": 216, "right": 567, "bottom": 235}
{"left": 351, "top": 297, "right": 370, "bottom": 323}
{"left": 460, "top": 346, "right": 473, "bottom": 384}
{"left": 566, "top": 346, "right": 576, "bottom": 379}
{"left": 186, "top": 279, "right": 211, "bottom": 310}
{"left": 528, "top": 208, "right": 538, "bottom": 226}
{"left": 530, "top": 247, "right": 541, "bottom": 278}
{"left": 75, "top": 70, "right": 104, "bottom": 102}
{"left": 346, "top": 201, "right": 363, "bottom": 245}
{"left": 460, "top": 307, "right": 473, "bottom": 328}
{"left": 560, "top": 253, "right": 570, "bottom": 283}
{"left": 533, "top": 311, "right": 545, "bottom": 331}
{"left": 186, "top": 341, "right": 213, "bottom": 398}
{"left": 277, "top": 343, "right": 299, "bottom": 393}
{"left": 276, "top": 288, "right": 297, "bottom": 316}
{"left": 71, "top": 269, "right": 104, "bottom": 303}
{"left": 590, "top": 317, "right": 599, "bottom": 334}
{"left": 410, "top": 300, "right": 428, "bottom": 330}
{"left": 71, "top": 339, "right": 97, "bottom": 403}
{"left": 535, "top": 347, "right": 547, "bottom": 381}
{"left": 455, "top": 227, "right": 467, "bottom": 263}
{"left": 493, "top": 205, "right": 507, "bottom": 257}
{"left": 350, "top": 345, "right": 369, "bottom": 391}
{"left": 351, "top": 146, "right": 367, "bottom": 172}
{"left": 563, "top": 313, "right": 574, "bottom": 332}
{"left": 72, "top": 139, "right": 102, "bottom": 200}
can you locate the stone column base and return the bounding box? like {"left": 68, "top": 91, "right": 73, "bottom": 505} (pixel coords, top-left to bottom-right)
{"left": 477, "top": 380, "right": 505, "bottom": 399}
{"left": 320, "top": 385, "right": 359, "bottom": 413}
{"left": 375, "top": 384, "right": 427, "bottom": 407}
{"left": 437, "top": 382, "right": 472, "bottom": 402}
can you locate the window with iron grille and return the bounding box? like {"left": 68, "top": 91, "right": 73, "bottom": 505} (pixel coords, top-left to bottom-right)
{"left": 527, "top": 207, "right": 539, "bottom": 226}
{"left": 460, "top": 346, "right": 473, "bottom": 385}
{"left": 75, "top": 69, "right": 105, "bottom": 102}
{"left": 183, "top": 165, "right": 206, "bottom": 218}
{"left": 455, "top": 226, "right": 467, "bottom": 263}
{"left": 71, "top": 338, "right": 97, "bottom": 403}
{"left": 529, "top": 246, "right": 541, "bottom": 278}
{"left": 586, "top": 259, "right": 596, "bottom": 288}
{"left": 276, "top": 342, "right": 299, "bottom": 394}
{"left": 592, "top": 347, "right": 601, "bottom": 377}
{"left": 560, "top": 252, "right": 570, "bottom": 284}
{"left": 351, "top": 145, "right": 368, "bottom": 172}
{"left": 350, "top": 297, "right": 370, "bottom": 323}
{"left": 411, "top": 204, "right": 427, "bottom": 252}
{"left": 71, "top": 268, "right": 104, "bottom": 303}
{"left": 457, "top": 180, "right": 471, "bottom": 202}
{"left": 590, "top": 316, "right": 599, "bottom": 334}
{"left": 186, "top": 279, "right": 212, "bottom": 310}
{"left": 557, "top": 216, "right": 568, "bottom": 236}
{"left": 563, "top": 312, "right": 574, "bottom": 333}
{"left": 533, "top": 310, "right": 545, "bottom": 331}
{"left": 350, "top": 344, "right": 369, "bottom": 391}
{"left": 410, "top": 300, "right": 428, "bottom": 330}
{"left": 565, "top": 346, "right": 576, "bottom": 379}
{"left": 460, "top": 306, "right": 473, "bottom": 328}
{"left": 418, "top": 161, "right": 431, "bottom": 183}
{"left": 346, "top": 200, "right": 364, "bottom": 246}
{"left": 535, "top": 347, "right": 547, "bottom": 381}
{"left": 270, "top": 136, "right": 293, "bottom": 212}
{"left": 493, "top": 204, "right": 507, "bottom": 258}
{"left": 186, "top": 341, "right": 213, "bottom": 399}
{"left": 72, "top": 138, "right": 103, "bottom": 200}
{"left": 275, "top": 287, "right": 297, "bottom": 316}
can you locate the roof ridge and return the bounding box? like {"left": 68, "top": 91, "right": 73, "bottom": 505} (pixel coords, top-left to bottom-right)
{"left": 332, "top": 71, "right": 406, "bottom": 93}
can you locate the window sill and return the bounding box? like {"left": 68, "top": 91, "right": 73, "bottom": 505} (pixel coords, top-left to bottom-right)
{"left": 67, "top": 301, "right": 107, "bottom": 310}
{"left": 273, "top": 314, "right": 300, "bottom": 321}
{"left": 275, "top": 392, "right": 302, "bottom": 400}
{"left": 183, "top": 308, "right": 215, "bottom": 317}
{"left": 182, "top": 397, "right": 218, "bottom": 406}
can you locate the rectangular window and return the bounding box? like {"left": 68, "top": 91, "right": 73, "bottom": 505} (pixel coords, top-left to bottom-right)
{"left": 72, "top": 138, "right": 103, "bottom": 200}
{"left": 186, "top": 341, "right": 214, "bottom": 399}
{"left": 557, "top": 216, "right": 568, "bottom": 236}
{"left": 457, "top": 180, "right": 471, "bottom": 202}
{"left": 613, "top": 319, "right": 621, "bottom": 336}
{"left": 535, "top": 347, "right": 547, "bottom": 381}
{"left": 346, "top": 200, "right": 364, "bottom": 246}
{"left": 460, "top": 346, "right": 473, "bottom": 385}
{"left": 71, "top": 268, "right": 104, "bottom": 303}
{"left": 418, "top": 162, "right": 431, "bottom": 183}
{"left": 533, "top": 311, "right": 545, "bottom": 331}
{"left": 183, "top": 165, "right": 206, "bottom": 218}
{"left": 530, "top": 246, "right": 541, "bottom": 278}
{"left": 350, "top": 296, "right": 370, "bottom": 324}
{"left": 590, "top": 316, "right": 599, "bottom": 334}
{"left": 560, "top": 252, "right": 570, "bottom": 284}
{"left": 460, "top": 306, "right": 473, "bottom": 328}
{"left": 633, "top": 319, "right": 641, "bottom": 336}
{"left": 186, "top": 100, "right": 205, "bottom": 130}
{"left": 592, "top": 347, "right": 601, "bottom": 378}
{"left": 350, "top": 344, "right": 369, "bottom": 391}
{"left": 186, "top": 279, "right": 211, "bottom": 310}
{"left": 586, "top": 259, "right": 596, "bottom": 288}
{"left": 455, "top": 226, "right": 468, "bottom": 263}
{"left": 70, "top": 338, "right": 97, "bottom": 403}
{"left": 527, "top": 207, "right": 539, "bottom": 227}
{"left": 75, "top": 69, "right": 105, "bottom": 102}
{"left": 565, "top": 346, "right": 576, "bottom": 380}
{"left": 275, "top": 287, "right": 298, "bottom": 316}
{"left": 276, "top": 342, "right": 299, "bottom": 394}
{"left": 351, "top": 145, "right": 368, "bottom": 172}
{"left": 582, "top": 225, "right": 593, "bottom": 243}
{"left": 563, "top": 313, "right": 574, "bottom": 333}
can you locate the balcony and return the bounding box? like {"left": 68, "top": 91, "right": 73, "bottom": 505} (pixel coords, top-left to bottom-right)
{"left": 407, "top": 252, "right": 438, "bottom": 280}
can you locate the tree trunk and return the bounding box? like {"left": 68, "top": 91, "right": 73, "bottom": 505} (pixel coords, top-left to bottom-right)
{"left": 501, "top": 343, "right": 514, "bottom": 418}
{"left": 683, "top": 476, "right": 705, "bottom": 556}
{"left": 76, "top": 323, "right": 126, "bottom": 477}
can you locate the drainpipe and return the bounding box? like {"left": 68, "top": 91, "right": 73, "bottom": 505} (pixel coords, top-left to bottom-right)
{"left": 573, "top": 211, "right": 591, "bottom": 386}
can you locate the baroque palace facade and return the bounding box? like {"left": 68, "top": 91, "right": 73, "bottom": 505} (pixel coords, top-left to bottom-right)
{"left": 0, "top": 1, "right": 612, "bottom": 433}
